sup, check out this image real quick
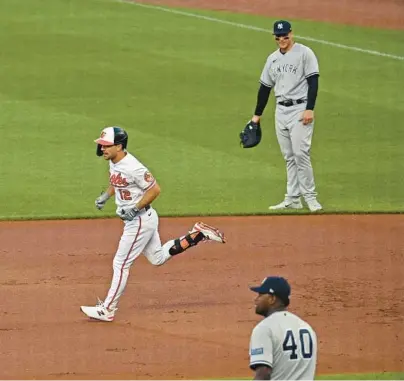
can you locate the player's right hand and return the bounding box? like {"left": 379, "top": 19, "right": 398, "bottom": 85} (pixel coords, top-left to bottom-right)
{"left": 119, "top": 206, "right": 139, "bottom": 221}
{"left": 301, "top": 110, "right": 314, "bottom": 125}
{"left": 95, "top": 192, "right": 110, "bottom": 210}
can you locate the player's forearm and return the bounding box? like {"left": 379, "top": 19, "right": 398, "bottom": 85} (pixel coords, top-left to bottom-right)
{"left": 306, "top": 74, "right": 319, "bottom": 110}
{"left": 106, "top": 185, "right": 115, "bottom": 197}
{"left": 253, "top": 84, "right": 272, "bottom": 121}
{"left": 136, "top": 182, "right": 161, "bottom": 210}
{"left": 254, "top": 366, "right": 272, "bottom": 380}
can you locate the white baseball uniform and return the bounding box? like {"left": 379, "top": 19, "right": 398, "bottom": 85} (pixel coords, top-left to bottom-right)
{"left": 259, "top": 43, "right": 320, "bottom": 202}
{"left": 103, "top": 152, "right": 175, "bottom": 310}
{"left": 249, "top": 310, "right": 317, "bottom": 380}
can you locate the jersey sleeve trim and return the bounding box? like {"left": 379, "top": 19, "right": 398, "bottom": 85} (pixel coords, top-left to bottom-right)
{"left": 305, "top": 72, "right": 319, "bottom": 78}
{"left": 259, "top": 80, "right": 272, "bottom": 88}
{"left": 144, "top": 179, "right": 156, "bottom": 191}
{"left": 249, "top": 360, "right": 273, "bottom": 369}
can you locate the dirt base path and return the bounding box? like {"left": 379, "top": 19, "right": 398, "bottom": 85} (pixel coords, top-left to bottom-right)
{"left": 0, "top": 215, "right": 403, "bottom": 379}
{"left": 138, "top": 0, "right": 404, "bottom": 30}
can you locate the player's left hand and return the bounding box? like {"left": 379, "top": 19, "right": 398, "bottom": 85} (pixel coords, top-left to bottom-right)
{"left": 240, "top": 120, "right": 262, "bottom": 148}
{"left": 119, "top": 206, "right": 140, "bottom": 221}
{"left": 301, "top": 110, "right": 314, "bottom": 125}
{"left": 95, "top": 192, "right": 110, "bottom": 210}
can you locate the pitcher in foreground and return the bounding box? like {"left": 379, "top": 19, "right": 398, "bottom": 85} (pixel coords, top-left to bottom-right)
{"left": 80, "top": 126, "right": 226, "bottom": 322}
{"left": 249, "top": 276, "right": 317, "bottom": 380}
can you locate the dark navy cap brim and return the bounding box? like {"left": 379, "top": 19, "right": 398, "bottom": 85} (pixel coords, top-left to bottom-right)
{"left": 250, "top": 286, "right": 268, "bottom": 293}
{"left": 273, "top": 30, "right": 292, "bottom": 36}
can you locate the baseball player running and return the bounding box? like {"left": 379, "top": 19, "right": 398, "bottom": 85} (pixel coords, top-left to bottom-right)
{"left": 249, "top": 276, "right": 317, "bottom": 380}
{"left": 249, "top": 20, "right": 322, "bottom": 212}
{"left": 80, "top": 126, "right": 226, "bottom": 322}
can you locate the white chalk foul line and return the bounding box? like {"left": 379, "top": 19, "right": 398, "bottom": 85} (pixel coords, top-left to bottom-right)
{"left": 124, "top": 1, "right": 404, "bottom": 61}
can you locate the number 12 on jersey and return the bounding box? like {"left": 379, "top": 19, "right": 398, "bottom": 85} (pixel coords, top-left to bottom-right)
{"left": 118, "top": 189, "right": 132, "bottom": 201}
{"left": 282, "top": 329, "right": 313, "bottom": 360}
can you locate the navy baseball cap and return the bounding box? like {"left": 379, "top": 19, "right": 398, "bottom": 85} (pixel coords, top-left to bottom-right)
{"left": 250, "top": 276, "right": 291, "bottom": 306}
{"left": 273, "top": 20, "right": 292, "bottom": 35}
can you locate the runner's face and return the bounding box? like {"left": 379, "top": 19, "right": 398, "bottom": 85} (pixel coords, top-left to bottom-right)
{"left": 101, "top": 145, "right": 118, "bottom": 160}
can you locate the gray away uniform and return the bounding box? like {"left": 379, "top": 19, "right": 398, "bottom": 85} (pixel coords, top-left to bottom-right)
{"left": 260, "top": 43, "right": 319, "bottom": 202}
{"left": 249, "top": 311, "right": 317, "bottom": 380}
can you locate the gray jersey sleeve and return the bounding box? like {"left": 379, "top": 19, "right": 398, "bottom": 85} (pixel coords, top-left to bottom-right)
{"left": 259, "top": 57, "right": 275, "bottom": 87}
{"left": 249, "top": 323, "right": 273, "bottom": 369}
{"left": 304, "top": 47, "right": 319, "bottom": 78}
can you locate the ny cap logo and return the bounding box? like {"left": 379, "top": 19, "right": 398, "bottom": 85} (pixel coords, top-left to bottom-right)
{"left": 277, "top": 23, "right": 283, "bottom": 29}
{"left": 100, "top": 131, "right": 106, "bottom": 138}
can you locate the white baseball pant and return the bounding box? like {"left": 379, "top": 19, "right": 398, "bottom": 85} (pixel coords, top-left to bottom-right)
{"left": 103, "top": 207, "right": 174, "bottom": 310}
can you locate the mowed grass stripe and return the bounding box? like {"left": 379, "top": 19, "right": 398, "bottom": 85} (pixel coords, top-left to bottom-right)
{"left": 126, "top": 1, "right": 404, "bottom": 61}
{"left": 0, "top": 0, "right": 403, "bottom": 219}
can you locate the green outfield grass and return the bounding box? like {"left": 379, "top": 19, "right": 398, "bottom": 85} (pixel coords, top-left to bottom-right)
{"left": 0, "top": 0, "right": 403, "bottom": 219}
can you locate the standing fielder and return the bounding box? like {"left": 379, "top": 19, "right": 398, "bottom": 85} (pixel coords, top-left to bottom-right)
{"left": 249, "top": 276, "right": 317, "bottom": 380}
{"left": 80, "top": 126, "right": 226, "bottom": 322}
{"left": 245, "top": 20, "right": 322, "bottom": 212}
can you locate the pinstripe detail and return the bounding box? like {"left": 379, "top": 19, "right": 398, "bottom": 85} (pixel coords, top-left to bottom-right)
{"left": 144, "top": 179, "right": 156, "bottom": 191}
{"left": 259, "top": 80, "right": 272, "bottom": 88}
{"left": 106, "top": 216, "right": 142, "bottom": 309}
{"left": 250, "top": 360, "right": 273, "bottom": 368}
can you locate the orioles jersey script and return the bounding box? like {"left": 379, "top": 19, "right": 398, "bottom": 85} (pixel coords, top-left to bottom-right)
{"left": 109, "top": 152, "right": 156, "bottom": 212}
{"left": 249, "top": 311, "right": 317, "bottom": 380}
